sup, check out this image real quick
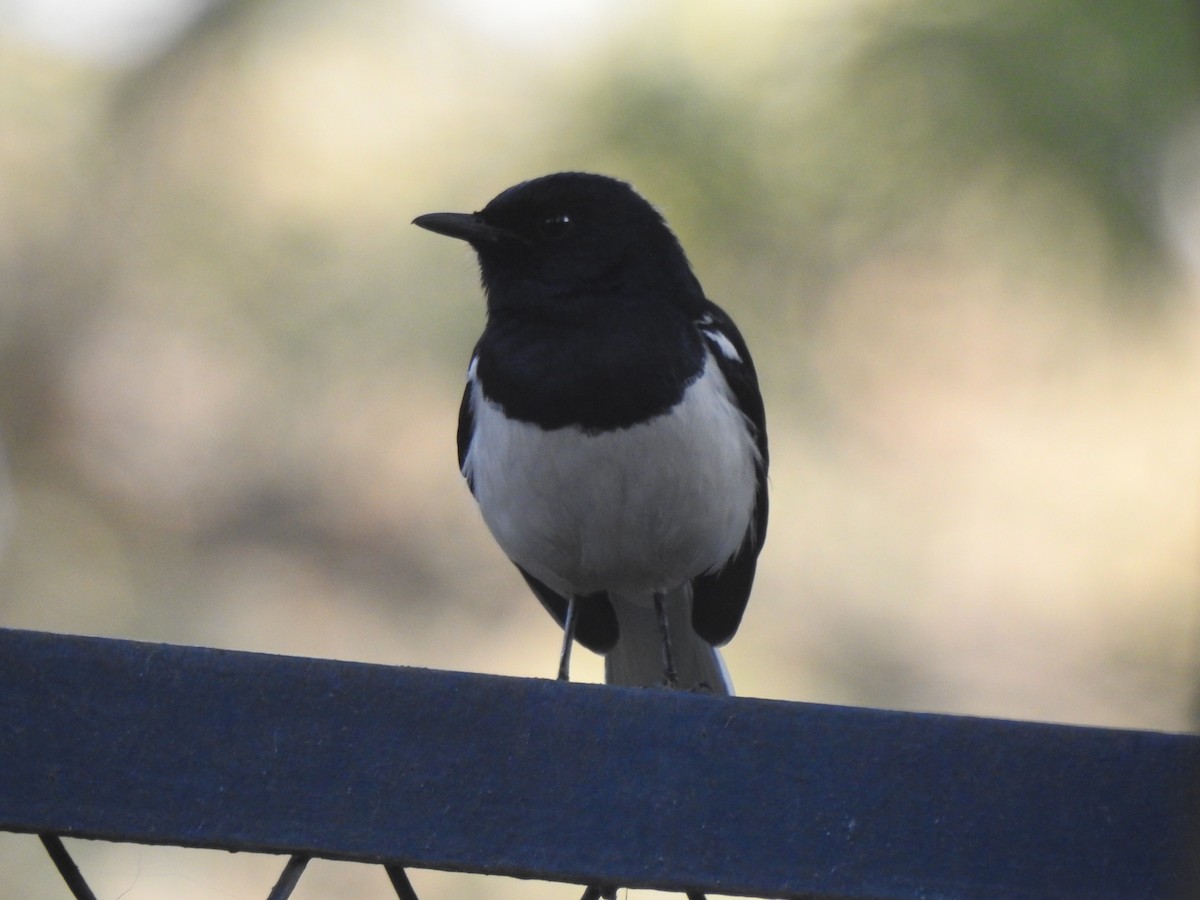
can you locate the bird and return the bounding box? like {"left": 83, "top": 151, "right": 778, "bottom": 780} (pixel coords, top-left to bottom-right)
{"left": 414, "top": 172, "right": 767, "bottom": 695}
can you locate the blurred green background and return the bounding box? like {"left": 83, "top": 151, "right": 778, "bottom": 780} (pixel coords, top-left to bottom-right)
{"left": 2, "top": 0, "right": 1199, "bottom": 897}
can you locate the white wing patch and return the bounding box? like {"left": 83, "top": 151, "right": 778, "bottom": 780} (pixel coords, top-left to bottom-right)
{"left": 699, "top": 322, "right": 742, "bottom": 364}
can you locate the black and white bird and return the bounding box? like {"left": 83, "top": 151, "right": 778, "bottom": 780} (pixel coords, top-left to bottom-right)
{"left": 414, "top": 172, "right": 767, "bottom": 695}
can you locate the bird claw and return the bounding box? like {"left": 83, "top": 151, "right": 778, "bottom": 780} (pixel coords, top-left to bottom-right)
{"left": 579, "top": 885, "right": 617, "bottom": 900}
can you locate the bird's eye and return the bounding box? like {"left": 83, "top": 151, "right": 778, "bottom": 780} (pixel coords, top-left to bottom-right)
{"left": 538, "top": 213, "right": 573, "bottom": 239}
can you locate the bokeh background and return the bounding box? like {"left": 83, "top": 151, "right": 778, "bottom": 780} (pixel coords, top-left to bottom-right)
{"left": 2, "top": 0, "right": 1199, "bottom": 897}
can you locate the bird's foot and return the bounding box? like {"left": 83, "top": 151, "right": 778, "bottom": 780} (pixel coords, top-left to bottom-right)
{"left": 579, "top": 884, "right": 617, "bottom": 900}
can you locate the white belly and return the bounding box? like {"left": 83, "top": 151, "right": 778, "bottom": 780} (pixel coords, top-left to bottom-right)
{"left": 464, "top": 351, "right": 758, "bottom": 598}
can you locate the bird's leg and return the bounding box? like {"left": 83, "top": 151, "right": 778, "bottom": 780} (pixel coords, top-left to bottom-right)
{"left": 558, "top": 596, "right": 579, "bottom": 681}
{"left": 653, "top": 592, "right": 679, "bottom": 688}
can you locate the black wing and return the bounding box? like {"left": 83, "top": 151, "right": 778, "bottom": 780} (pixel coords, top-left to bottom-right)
{"left": 456, "top": 346, "right": 480, "bottom": 491}
{"left": 690, "top": 300, "right": 769, "bottom": 646}
{"left": 457, "top": 347, "right": 619, "bottom": 653}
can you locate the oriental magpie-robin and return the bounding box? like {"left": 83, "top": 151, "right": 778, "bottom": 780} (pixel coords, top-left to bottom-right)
{"left": 414, "top": 172, "right": 767, "bottom": 694}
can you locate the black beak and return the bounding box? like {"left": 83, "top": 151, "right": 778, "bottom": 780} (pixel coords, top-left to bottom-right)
{"left": 412, "top": 212, "right": 519, "bottom": 245}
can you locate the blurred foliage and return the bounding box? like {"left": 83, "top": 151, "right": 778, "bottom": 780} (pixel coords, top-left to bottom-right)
{"left": 856, "top": 0, "right": 1198, "bottom": 280}
{"left": 2, "top": 1, "right": 1200, "bottom": 894}
{"left": 579, "top": 0, "right": 1200, "bottom": 312}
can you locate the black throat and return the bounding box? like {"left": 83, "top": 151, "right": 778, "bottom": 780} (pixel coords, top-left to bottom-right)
{"left": 474, "top": 304, "right": 706, "bottom": 433}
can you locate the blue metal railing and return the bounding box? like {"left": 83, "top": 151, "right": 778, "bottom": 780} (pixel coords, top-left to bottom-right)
{"left": 2, "top": 627, "right": 1197, "bottom": 899}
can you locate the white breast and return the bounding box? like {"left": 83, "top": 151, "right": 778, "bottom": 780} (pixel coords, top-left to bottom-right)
{"left": 463, "top": 349, "right": 759, "bottom": 599}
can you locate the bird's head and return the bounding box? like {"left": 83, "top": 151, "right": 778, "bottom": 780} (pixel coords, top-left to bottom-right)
{"left": 414, "top": 172, "right": 704, "bottom": 317}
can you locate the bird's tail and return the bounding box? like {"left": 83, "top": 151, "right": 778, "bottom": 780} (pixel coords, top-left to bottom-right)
{"left": 603, "top": 584, "right": 733, "bottom": 695}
